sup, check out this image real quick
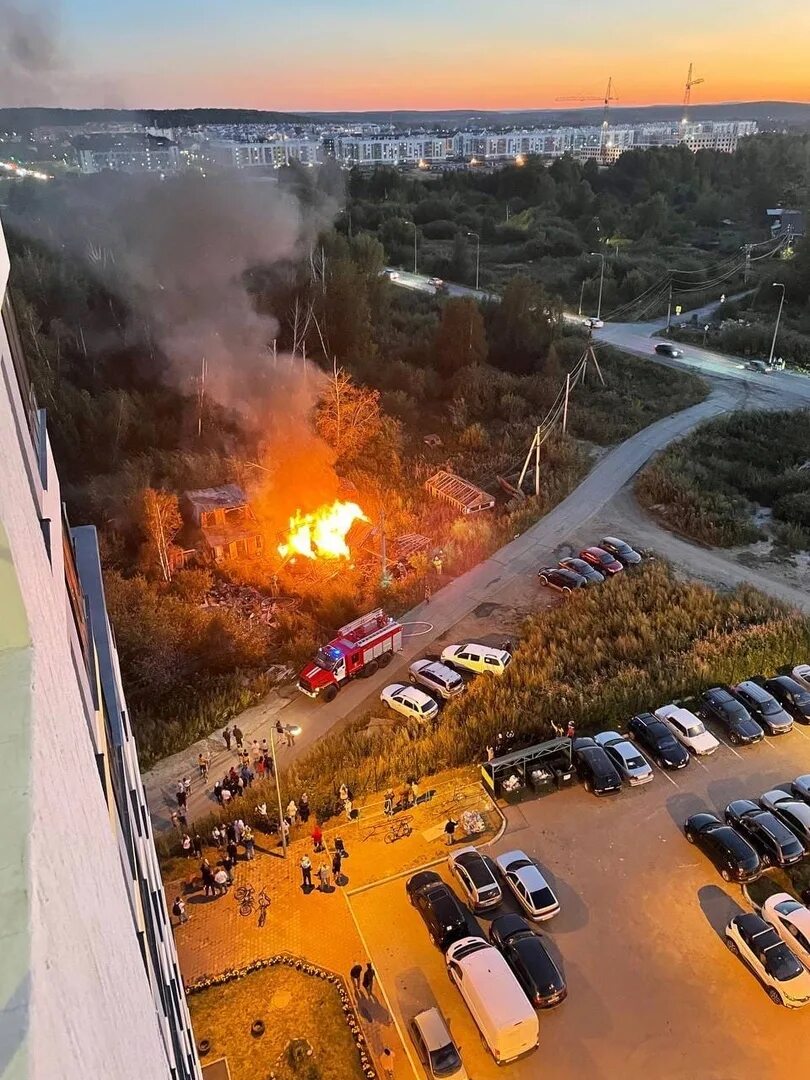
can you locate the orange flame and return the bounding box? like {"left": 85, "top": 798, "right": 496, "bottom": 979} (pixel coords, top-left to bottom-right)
{"left": 278, "top": 500, "right": 369, "bottom": 560}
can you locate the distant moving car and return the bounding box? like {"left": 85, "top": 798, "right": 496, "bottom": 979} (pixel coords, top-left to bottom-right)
{"left": 724, "top": 800, "right": 805, "bottom": 868}
{"left": 762, "top": 894, "right": 810, "bottom": 972}
{"left": 792, "top": 775, "right": 810, "bottom": 804}
{"left": 593, "top": 730, "right": 654, "bottom": 785}
{"left": 732, "top": 680, "right": 793, "bottom": 735}
{"left": 489, "top": 914, "right": 567, "bottom": 1009}
{"left": 559, "top": 556, "right": 604, "bottom": 584}
{"left": 409, "top": 1008, "right": 468, "bottom": 1080}
{"left": 627, "top": 712, "right": 690, "bottom": 769}
{"left": 584, "top": 317, "right": 604, "bottom": 329}
{"left": 495, "top": 851, "right": 560, "bottom": 921}
{"left": 654, "top": 703, "right": 720, "bottom": 755}
{"left": 449, "top": 847, "right": 503, "bottom": 911}
{"left": 409, "top": 659, "right": 465, "bottom": 701}
{"left": 725, "top": 913, "right": 810, "bottom": 1007}
{"left": 746, "top": 359, "right": 773, "bottom": 374}
{"left": 441, "top": 644, "right": 512, "bottom": 677}
{"left": 758, "top": 790, "right": 810, "bottom": 847}
{"left": 755, "top": 675, "right": 810, "bottom": 724}
{"left": 699, "top": 686, "right": 764, "bottom": 745}
{"left": 381, "top": 683, "right": 439, "bottom": 722}
{"left": 579, "top": 546, "right": 623, "bottom": 576}
{"left": 683, "top": 812, "right": 762, "bottom": 882}
{"left": 406, "top": 871, "right": 472, "bottom": 951}
{"left": 428, "top": 276, "right": 445, "bottom": 288}
{"left": 598, "top": 536, "right": 642, "bottom": 566}
{"left": 572, "top": 736, "right": 622, "bottom": 796}
{"left": 791, "top": 664, "right": 810, "bottom": 692}
{"left": 386, "top": 269, "right": 400, "bottom": 280}
{"left": 537, "top": 566, "right": 587, "bottom": 594}
{"left": 655, "top": 342, "right": 684, "bottom": 358}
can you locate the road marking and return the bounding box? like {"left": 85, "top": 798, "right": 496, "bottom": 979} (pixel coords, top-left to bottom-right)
{"left": 658, "top": 768, "right": 680, "bottom": 789}
{"left": 762, "top": 736, "right": 776, "bottom": 749}
{"left": 715, "top": 736, "right": 742, "bottom": 760}
{"left": 692, "top": 756, "right": 709, "bottom": 771}
{"left": 792, "top": 726, "right": 810, "bottom": 741}
{"left": 401, "top": 621, "right": 434, "bottom": 637}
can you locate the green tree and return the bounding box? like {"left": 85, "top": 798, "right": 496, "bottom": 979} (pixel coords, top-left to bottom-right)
{"left": 447, "top": 232, "right": 473, "bottom": 284}
{"left": 488, "top": 275, "right": 557, "bottom": 375}
{"left": 433, "top": 297, "right": 487, "bottom": 377}
{"left": 137, "top": 488, "right": 182, "bottom": 582}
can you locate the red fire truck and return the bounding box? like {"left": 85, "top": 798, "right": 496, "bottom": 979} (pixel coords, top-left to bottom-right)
{"left": 297, "top": 608, "right": 403, "bottom": 701}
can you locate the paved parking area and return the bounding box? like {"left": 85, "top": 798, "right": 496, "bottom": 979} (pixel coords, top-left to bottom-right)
{"left": 348, "top": 718, "right": 810, "bottom": 1079}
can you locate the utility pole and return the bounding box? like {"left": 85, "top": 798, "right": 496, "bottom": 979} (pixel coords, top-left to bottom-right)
{"left": 379, "top": 505, "right": 391, "bottom": 588}
{"left": 268, "top": 733, "right": 286, "bottom": 858}
{"left": 578, "top": 279, "right": 586, "bottom": 317}
{"left": 562, "top": 373, "right": 571, "bottom": 433}
{"left": 769, "top": 282, "right": 786, "bottom": 366}
{"left": 743, "top": 244, "right": 752, "bottom": 284}
{"left": 413, "top": 223, "right": 418, "bottom": 275}
{"left": 590, "top": 251, "right": 606, "bottom": 320}
{"left": 518, "top": 427, "right": 541, "bottom": 496}
{"left": 197, "top": 355, "right": 206, "bottom": 438}
{"left": 467, "top": 231, "right": 481, "bottom": 291}
{"left": 666, "top": 283, "right": 673, "bottom": 333}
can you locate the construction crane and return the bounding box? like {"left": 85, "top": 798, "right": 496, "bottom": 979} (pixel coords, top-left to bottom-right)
{"left": 682, "top": 62, "right": 704, "bottom": 122}
{"left": 555, "top": 78, "right": 618, "bottom": 162}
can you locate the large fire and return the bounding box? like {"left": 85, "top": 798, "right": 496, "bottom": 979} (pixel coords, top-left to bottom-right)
{"left": 278, "top": 500, "right": 369, "bottom": 560}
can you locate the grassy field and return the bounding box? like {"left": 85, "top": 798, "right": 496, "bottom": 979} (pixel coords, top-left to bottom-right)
{"left": 188, "top": 963, "right": 366, "bottom": 1080}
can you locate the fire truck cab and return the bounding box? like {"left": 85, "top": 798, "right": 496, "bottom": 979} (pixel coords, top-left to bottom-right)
{"left": 297, "top": 609, "right": 403, "bottom": 702}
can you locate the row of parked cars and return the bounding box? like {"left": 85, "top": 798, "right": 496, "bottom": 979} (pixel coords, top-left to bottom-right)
{"left": 380, "top": 642, "right": 514, "bottom": 722}
{"left": 537, "top": 536, "right": 642, "bottom": 595}
{"left": 406, "top": 845, "right": 564, "bottom": 1069}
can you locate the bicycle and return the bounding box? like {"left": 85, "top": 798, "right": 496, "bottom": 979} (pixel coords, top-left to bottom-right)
{"left": 234, "top": 884, "right": 255, "bottom": 917}
{"left": 257, "top": 889, "right": 271, "bottom": 927}
{"left": 384, "top": 817, "right": 413, "bottom": 844}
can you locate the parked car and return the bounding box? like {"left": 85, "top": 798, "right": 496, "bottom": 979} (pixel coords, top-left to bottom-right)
{"left": 593, "top": 731, "right": 654, "bottom": 785}
{"left": 571, "top": 736, "right": 622, "bottom": 795}
{"left": 598, "top": 536, "right": 642, "bottom": 566}
{"left": 654, "top": 704, "right": 720, "bottom": 755}
{"left": 579, "top": 546, "right": 623, "bottom": 576}
{"left": 755, "top": 675, "right": 810, "bottom": 724}
{"left": 724, "top": 800, "right": 805, "bottom": 867}
{"left": 559, "top": 556, "right": 604, "bottom": 584}
{"left": 792, "top": 775, "right": 810, "bottom": 804}
{"left": 494, "top": 850, "right": 560, "bottom": 921}
{"left": 441, "top": 644, "right": 512, "bottom": 677}
{"left": 699, "top": 686, "right": 764, "bottom": 745}
{"left": 381, "top": 683, "right": 439, "bottom": 722}
{"left": 758, "top": 790, "right": 810, "bottom": 847}
{"left": 584, "top": 316, "right": 604, "bottom": 329}
{"left": 762, "top": 894, "right": 810, "bottom": 972}
{"left": 537, "top": 566, "right": 587, "bottom": 594}
{"left": 791, "top": 664, "right": 810, "bottom": 692}
{"left": 725, "top": 913, "right": 810, "bottom": 1007}
{"left": 409, "top": 659, "right": 465, "bottom": 701}
{"left": 406, "top": 871, "right": 473, "bottom": 951}
{"left": 488, "top": 914, "right": 567, "bottom": 1009}
{"left": 409, "top": 1008, "right": 468, "bottom": 1080}
{"left": 655, "top": 342, "right": 684, "bottom": 358}
{"left": 627, "top": 712, "right": 690, "bottom": 769}
{"left": 449, "top": 847, "right": 502, "bottom": 911}
{"left": 684, "top": 812, "right": 762, "bottom": 883}
{"left": 731, "top": 680, "right": 793, "bottom": 735}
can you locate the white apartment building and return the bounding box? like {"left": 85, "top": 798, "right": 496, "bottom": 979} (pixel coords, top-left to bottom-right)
{"left": 74, "top": 132, "right": 182, "bottom": 174}
{"left": 0, "top": 216, "right": 201, "bottom": 1080}
{"left": 332, "top": 134, "right": 453, "bottom": 165}
{"left": 209, "top": 137, "right": 323, "bottom": 168}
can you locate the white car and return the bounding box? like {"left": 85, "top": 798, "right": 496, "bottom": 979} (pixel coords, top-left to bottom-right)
{"left": 441, "top": 644, "right": 512, "bottom": 676}
{"left": 380, "top": 683, "right": 439, "bottom": 722}
{"left": 654, "top": 704, "right": 719, "bottom": 755}
{"left": 792, "top": 664, "right": 810, "bottom": 692}
{"left": 385, "top": 269, "right": 400, "bottom": 280}
{"left": 409, "top": 658, "right": 465, "bottom": 700}
{"left": 762, "top": 893, "right": 810, "bottom": 970}
{"left": 726, "top": 912, "right": 810, "bottom": 1007}
{"left": 585, "top": 317, "right": 604, "bottom": 329}
{"left": 495, "top": 850, "right": 560, "bottom": 921}
{"left": 593, "top": 731, "right": 654, "bottom": 785}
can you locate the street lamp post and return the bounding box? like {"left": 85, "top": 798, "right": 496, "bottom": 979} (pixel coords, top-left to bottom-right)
{"left": 467, "top": 231, "right": 480, "bottom": 291}
{"left": 769, "top": 282, "right": 786, "bottom": 367}
{"left": 268, "top": 731, "right": 287, "bottom": 858}
{"left": 413, "top": 222, "right": 418, "bottom": 275}
{"left": 590, "top": 251, "right": 606, "bottom": 320}
{"left": 578, "top": 279, "right": 586, "bottom": 317}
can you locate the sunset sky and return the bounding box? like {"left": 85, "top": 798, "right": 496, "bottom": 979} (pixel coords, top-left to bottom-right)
{"left": 24, "top": 0, "right": 810, "bottom": 110}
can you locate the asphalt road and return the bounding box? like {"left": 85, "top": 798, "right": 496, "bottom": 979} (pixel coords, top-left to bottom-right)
{"left": 350, "top": 719, "right": 810, "bottom": 1079}
{"left": 384, "top": 266, "right": 497, "bottom": 304}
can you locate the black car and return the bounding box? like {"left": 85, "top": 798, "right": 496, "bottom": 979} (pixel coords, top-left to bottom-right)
{"left": 655, "top": 342, "right": 684, "bottom": 358}
{"left": 537, "top": 566, "right": 586, "bottom": 594}
{"left": 683, "top": 812, "right": 762, "bottom": 882}
{"left": 627, "top": 712, "right": 690, "bottom": 769}
{"left": 559, "top": 556, "right": 604, "bottom": 584}
{"left": 406, "top": 871, "right": 473, "bottom": 951}
{"left": 598, "top": 536, "right": 642, "bottom": 566}
{"left": 488, "top": 913, "right": 567, "bottom": 1009}
{"left": 699, "top": 686, "right": 764, "bottom": 745}
{"left": 731, "top": 680, "right": 793, "bottom": 735}
{"left": 755, "top": 676, "right": 810, "bottom": 724}
{"left": 724, "top": 800, "right": 805, "bottom": 868}
{"left": 572, "top": 737, "right": 622, "bottom": 796}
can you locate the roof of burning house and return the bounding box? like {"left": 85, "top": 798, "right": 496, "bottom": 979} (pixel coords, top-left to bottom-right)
{"left": 200, "top": 525, "right": 261, "bottom": 550}
{"left": 184, "top": 484, "right": 248, "bottom": 513}
{"left": 425, "top": 470, "right": 495, "bottom": 514}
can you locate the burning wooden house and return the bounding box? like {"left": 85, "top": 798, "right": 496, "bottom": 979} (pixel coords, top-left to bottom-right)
{"left": 182, "top": 484, "right": 263, "bottom": 563}
{"left": 424, "top": 470, "right": 496, "bottom": 515}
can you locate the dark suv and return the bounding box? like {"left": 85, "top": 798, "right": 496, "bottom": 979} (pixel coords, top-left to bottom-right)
{"left": 724, "top": 800, "right": 805, "bottom": 868}
{"left": 684, "top": 812, "right": 762, "bottom": 882}
{"left": 627, "top": 712, "right": 690, "bottom": 769}
{"left": 700, "top": 686, "right": 764, "bottom": 745}
{"left": 406, "top": 871, "right": 473, "bottom": 951}
{"left": 489, "top": 914, "right": 567, "bottom": 1009}
{"left": 572, "top": 737, "right": 622, "bottom": 796}
{"left": 731, "top": 680, "right": 793, "bottom": 735}
{"left": 755, "top": 676, "right": 810, "bottom": 724}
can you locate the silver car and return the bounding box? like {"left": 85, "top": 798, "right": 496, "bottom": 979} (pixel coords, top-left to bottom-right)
{"left": 410, "top": 1008, "right": 468, "bottom": 1079}
{"left": 760, "top": 790, "right": 810, "bottom": 846}
{"left": 594, "top": 731, "right": 654, "bottom": 785}
{"left": 495, "top": 850, "right": 560, "bottom": 921}
{"left": 409, "top": 658, "right": 465, "bottom": 700}
{"left": 793, "top": 775, "right": 810, "bottom": 804}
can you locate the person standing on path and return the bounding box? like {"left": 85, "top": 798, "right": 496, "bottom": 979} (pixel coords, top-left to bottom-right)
{"left": 177, "top": 806, "right": 188, "bottom": 830}
{"left": 211, "top": 825, "right": 222, "bottom": 848}
{"left": 350, "top": 963, "right": 363, "bottom": 994}
{"left": 298, "top": 793, "right": 310, "bottom": 823}
{"left": 311, "top": 823, "right": 324, "bottom": 852}
{"left": 444, "top": 818, "right": 457, "bottom": 846}
{"left": 176, "top": 781, "right": 186, "bottom": 808}
{"left": 172, "top": 897, "right": 188, "bottom": 925}
{"left": 243, "top": 825, "right": 255, "bottom": 860}
{"left": 192, "top": 833, "right": 203, "bottom": 858}
{"left": 332, "top": 849, "right": 342, "bottom": 883}
{"left": 285, "top": 725, "right": 296, "bottom": 747}
{"left": 362, "top": 963, "right": 375, "bottom": 997}
{"left": 181, "top": 834, "right": 192, "bottom": 857}
{"left": 260, "top": 737, "right": 269, "bottom": 755}
{"left": 233, "top": 725, "right": 244, "bottom": 750}
{"left": 275, "top": 719, "right": 285, "bottom": 745}
{"left": 227, "top": 839, "right": 238, "bottom": 864}
{"left": 200, "top": 860, "right": 215, "bottom": 896}
{"left": 300, "top": 854, "right": 312, "bottom": 889}
{"left": 381, "top": 1047, "right": 395, "bottom": 1078}
{"left": 183, "top": 776, "right": 192, "bottom": 799}
{"left": 286, "top": 799, "right": 298, "bottom": 825}
{"left": 318, "top": 862, "right": 332, "bottom": 891}
{"left": 222, "top": 726, "right": 232, "bottom": 751}
{"left": 566, "top": 720, "right": 576, "bottom": 740}
{"left": 198, "top": 752, "right": 209, "bottom": 780}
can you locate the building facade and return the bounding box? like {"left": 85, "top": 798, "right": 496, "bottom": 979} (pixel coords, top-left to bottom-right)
{"left": 0, "top": 217, "right": 200, "bottom": 1080}
{"left": 74, "top": 132, "right": 182, "bottom": 173}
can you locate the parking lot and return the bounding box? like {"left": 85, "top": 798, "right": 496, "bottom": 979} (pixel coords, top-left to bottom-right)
{"left": 348, "top": 716, "right": 810, "bottom": 1079}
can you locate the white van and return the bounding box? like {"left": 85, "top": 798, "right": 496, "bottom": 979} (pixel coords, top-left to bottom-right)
{"left": 445, "top": 936, "right": 539, "bottom": 1065}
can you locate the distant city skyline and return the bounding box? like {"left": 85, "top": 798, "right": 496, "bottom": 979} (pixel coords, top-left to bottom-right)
{"left": 9, "top": 0, "right": 810, "bottom": 111}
